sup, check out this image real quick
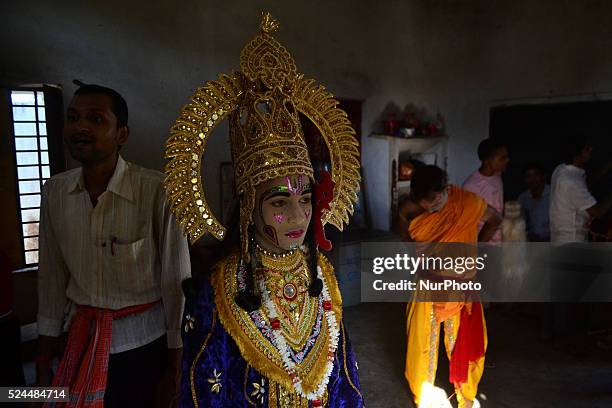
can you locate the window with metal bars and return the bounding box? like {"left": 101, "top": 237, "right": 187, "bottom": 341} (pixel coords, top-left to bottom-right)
{"left": 1, "top": 85, "right": 64, "bottom": 270}
{"left": 10, "top": 90, "right": 49, "bottom": 265}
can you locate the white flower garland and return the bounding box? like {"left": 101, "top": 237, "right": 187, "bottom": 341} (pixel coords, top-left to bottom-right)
{"left": 257, "top": 265, "right": 339, "bottom": 403}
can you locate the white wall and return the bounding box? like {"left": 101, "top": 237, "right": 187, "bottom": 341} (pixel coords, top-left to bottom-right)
{"left": 3, "top": 0, "right": 612, "bottom": 229}
{"left": 359, "top": 1, "right": 612, "bottom": 228}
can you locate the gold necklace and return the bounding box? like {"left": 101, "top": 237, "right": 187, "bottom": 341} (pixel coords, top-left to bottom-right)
{"left": 255, "top": 245, "right": 309, "bottom": 296}
{"left": 255, "top": 244, "right": 313, "bottom": 333}
{"left": 252, "top": 240, "right": 306, "bottom": 259}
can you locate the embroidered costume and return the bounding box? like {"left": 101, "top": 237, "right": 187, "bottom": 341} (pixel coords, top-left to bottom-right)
{"left": 164, "top": 13, "right": 363, "bottom": 407}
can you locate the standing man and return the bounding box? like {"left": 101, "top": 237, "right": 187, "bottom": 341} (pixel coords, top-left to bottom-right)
{"left": 548, "top": 136, "right": 612, "bottom": 344}
{"left": 550, "top": 136, "right": 612, "bottom": 244}
{"left": 463, "top": 139, "right": 509, "bottom": 244}
{"left": 36, "top": 83, "right": 190, "bottom": 407}
{"left": 402, "top": 165, "right": 501, "bottom": 408}
{"left": 518, "top": 163, "right": 550, "bottom": 242}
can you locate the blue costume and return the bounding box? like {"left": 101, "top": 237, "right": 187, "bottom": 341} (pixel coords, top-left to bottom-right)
{"left": 179, "top": 252, "right": 364, "bottom": 407}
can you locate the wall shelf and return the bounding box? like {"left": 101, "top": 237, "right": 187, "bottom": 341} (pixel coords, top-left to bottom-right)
{"left": 397, "top": 180, "right": 411, "bottom": 189}
{"left": 365, "top": 133, "right": 448, "bottom": 230}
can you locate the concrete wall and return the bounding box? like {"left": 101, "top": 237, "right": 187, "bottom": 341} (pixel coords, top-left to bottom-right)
{"left": 359, "top": 0, "right": 612, "bottom": 228}
{"left": 3, "top": 0, "right": 612, "bottom": 229}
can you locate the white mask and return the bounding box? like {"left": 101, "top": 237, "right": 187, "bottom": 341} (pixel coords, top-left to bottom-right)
{"left": 427, "top": 190, "right": 448, "bottom": 213}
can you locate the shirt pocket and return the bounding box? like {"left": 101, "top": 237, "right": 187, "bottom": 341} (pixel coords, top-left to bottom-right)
{"left": 113, "top": 237, "right": 145, "bottom": 262}
{"left": 111, "top": 237, "right": 155, "bottom": 292}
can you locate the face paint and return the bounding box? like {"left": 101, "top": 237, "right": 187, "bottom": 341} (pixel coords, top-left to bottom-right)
{"left": 263, "top": 225, "right": 279, "bottom": 245}
{"left": 265, "top": 185, "right": 289, "bottom": 196}
{"left": 262, "top": 175, "right": 311, "bottom": 199}
{"left": 285, "top": 174, "right": 305, "bottom": 196}
{"left": 253, "top": 175, "right": 313, "bottom": 252}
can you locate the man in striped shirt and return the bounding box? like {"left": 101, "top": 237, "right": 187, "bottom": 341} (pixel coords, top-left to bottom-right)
{"left": 36, "top": 83, "right": 190, "bottom": 407}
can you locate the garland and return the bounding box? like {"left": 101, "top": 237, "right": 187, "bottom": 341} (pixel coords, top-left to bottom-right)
{"left": 257, "top": 265, "right": 339, "bottom": 405}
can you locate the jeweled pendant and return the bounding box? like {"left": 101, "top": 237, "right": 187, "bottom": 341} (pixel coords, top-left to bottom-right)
{"left": 283, "top": 283, "right": 297, "bottom": 300}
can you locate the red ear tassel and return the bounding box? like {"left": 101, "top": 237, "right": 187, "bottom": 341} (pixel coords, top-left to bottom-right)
{"left": 313, "top": 171, "right": 335, "bottom": 251}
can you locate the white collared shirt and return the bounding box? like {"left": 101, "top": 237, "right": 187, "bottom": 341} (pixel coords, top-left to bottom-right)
{"left": 37, "top": 156, "right": 191, "bottom": 353}
{"left": 549, "top": 164, "right": 597, "bottom": 244}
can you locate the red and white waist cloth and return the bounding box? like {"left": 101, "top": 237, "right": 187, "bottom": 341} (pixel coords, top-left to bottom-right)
{"left": 45, "top": 300, "right": 160, "bottom": 408}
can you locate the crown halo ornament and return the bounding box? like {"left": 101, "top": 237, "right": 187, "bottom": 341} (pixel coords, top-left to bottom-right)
{"left": 164, "top": 12, "right": 361, "bottom": 260}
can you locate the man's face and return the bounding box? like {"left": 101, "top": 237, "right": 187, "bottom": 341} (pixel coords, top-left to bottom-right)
{"left": 63, "top": 94, "right": 128, "bottom": 165}
{"left": 418, "top": 187, "right": 448, "bottom": 213}
{"left": 524, "top": 168, "right": 545, "bottom": 191}
{"left": 253, "top": 174, "right": 313, "bottom": 252}
{"left": 580, "top": 144, "right": 593, "bottom": 163}
{"left": 488, "top": 146, "right": 510, "bottom": 174}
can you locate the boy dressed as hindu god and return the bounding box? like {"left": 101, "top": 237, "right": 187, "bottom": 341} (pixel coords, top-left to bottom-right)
{"left": 164, "top": 13, "right": 364, "bottom": 407}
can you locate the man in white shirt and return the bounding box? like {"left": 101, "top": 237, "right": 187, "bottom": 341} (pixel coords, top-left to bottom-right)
{"left": 550, "top": 136, "right": 612, "bottom": 243}
{"left": 547, "top": 136, "right": 612, "bottom": 345}
{"left": 36, "top": 83, "right": 191, "bottom": 407}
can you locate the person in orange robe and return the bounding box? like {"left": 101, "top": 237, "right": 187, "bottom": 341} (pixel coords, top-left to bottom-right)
{"left": 399, "top": 165, "right": 501, "bottom": 408}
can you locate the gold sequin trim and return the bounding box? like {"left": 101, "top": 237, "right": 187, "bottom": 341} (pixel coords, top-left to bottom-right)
{"left": 268, "top": 379, "right": 325, "bottom": 408}
{"left": 190, "top": 310, "right": 218, "bottom": 407}
{"left": 427, "top": 304, "right": 439, "bottom": 384}
{"left": 444, "top": 317, "right": 456, "bottom": 354}
{"left": 341, "top": 320, "right": 364, "bottom": 401}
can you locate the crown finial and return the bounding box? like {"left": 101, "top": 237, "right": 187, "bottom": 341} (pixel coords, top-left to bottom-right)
{"left": 260, "top": 12, "right": 279, "bottom": 34}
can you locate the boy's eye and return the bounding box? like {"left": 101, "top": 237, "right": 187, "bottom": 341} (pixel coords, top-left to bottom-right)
{"left": 90, "top": 114, "right": 103, "bottom": 124}
{"left": 300, "top": 196, "right": 312, "bottom": 204}
{"left": 270, "top": 200, "right": 286, "bottom": 207}
{"left": 67, "top": 113, "right": 77, "bottom": 122}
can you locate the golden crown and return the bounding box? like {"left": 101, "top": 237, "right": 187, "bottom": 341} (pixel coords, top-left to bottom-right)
{"left": 165, "top": 13, "right": 361, "bottom": 256}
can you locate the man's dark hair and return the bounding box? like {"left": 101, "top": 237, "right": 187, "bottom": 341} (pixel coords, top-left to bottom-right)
{"left": 477, "top": 138, "right": 506, "bottom": 162}
{"left": 410, "top": 165, "right": 448, "bottom": 202}
{"left": 562, "top": 134, "right": 590, "bottom": 163}
{"left": 522, "top": 162, "right": 546, "bottom": 177}
{"left": 73, "top": 81, "right": 128, "bottom": 128}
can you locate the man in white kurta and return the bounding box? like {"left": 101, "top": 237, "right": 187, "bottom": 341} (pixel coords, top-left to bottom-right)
{"left": 36, "top": 83, "right": 190, "bottom": 407}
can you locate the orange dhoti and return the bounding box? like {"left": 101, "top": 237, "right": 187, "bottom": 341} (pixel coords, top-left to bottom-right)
{"left": 405, "top": 301, "right": 487, "bottom": 407}
{"left": 405, "top": 186, "right": 488, "bottom": 407}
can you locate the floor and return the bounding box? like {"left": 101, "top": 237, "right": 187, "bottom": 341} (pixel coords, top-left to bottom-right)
{"left": 20, "top": 303, "right": 612, "bottom": 407}
{"left": 344, "top": 303, "right": 612, "bottom": 408}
